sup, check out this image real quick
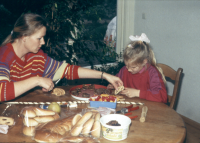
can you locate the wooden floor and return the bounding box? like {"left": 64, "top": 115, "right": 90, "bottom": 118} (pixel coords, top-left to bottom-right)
{"left": 180, "top": 115, "right": 200, "bottom": 143}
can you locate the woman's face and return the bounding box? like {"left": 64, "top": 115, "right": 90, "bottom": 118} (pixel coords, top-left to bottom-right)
{"left": 24, "top": 26, "right": 46, "bottom": 53}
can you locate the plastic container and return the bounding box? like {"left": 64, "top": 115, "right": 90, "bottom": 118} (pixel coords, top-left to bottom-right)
{"left": 100, "top": 114, "right": 131, "bottom": 141}
{"left": 90, "top": 101, "right": 116, "bottom": 109}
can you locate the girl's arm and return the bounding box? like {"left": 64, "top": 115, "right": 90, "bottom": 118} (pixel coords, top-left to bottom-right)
{"left": 139, "top": 67, "right": 168, "bottom": 103}
{"left": 120, "top": 87, "right": 140, "bottom": 97}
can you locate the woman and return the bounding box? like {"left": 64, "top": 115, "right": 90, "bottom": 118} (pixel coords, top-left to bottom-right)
{"left": 0, "top": 13, "right": 123, "bottom": 101}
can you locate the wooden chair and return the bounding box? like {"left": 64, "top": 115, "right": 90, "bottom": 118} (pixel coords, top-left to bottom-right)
{"left": 157, "top": 63, "right": 183, "bottom": 110}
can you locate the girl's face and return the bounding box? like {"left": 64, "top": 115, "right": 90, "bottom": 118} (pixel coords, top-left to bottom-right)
{"left": 125, "top": 59, "right": 147, "bottom": 74}
{"left": 24, "top": 26, "right": 46, "bottom": 53}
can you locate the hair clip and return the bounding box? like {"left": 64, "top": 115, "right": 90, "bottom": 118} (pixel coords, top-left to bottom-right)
{"left": 129, "top": 33, "right": 150, "bottom": 43}
{"left": 11, "top": 30, "right": 13, "bottom": 35}
{"left": 128, "top": 44, "right": 133, "bottom": 48}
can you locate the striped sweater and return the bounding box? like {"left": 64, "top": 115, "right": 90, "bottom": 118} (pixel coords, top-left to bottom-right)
{"left": 0, "top": 43, "right": 80, "bottom": 101}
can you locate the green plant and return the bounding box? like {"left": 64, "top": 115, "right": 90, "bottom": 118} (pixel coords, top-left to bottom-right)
{"left": 41, "top": 0, "right": 117, "bottom": 66}
{"left": 1, "top": 0, "right": 117, "bottom": 67}
{"left": 0, "top": 0, "right": 119, "bottom": 86}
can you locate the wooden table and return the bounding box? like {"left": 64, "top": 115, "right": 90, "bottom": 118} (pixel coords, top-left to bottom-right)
{"left": 0, "top": 85, "right": 186, "bottom": 143}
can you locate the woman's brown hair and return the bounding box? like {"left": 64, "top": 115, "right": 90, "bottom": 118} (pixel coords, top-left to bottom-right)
{"left": 1, "top": 13, "right": 47, "bottom": 47}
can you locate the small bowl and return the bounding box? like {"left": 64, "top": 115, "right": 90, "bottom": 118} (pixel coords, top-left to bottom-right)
{"left": 100, "top": 114, "right": 131, "bottom": 141}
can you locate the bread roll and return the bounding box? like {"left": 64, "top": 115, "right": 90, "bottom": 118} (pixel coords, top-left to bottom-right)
{"left": 45, "top": 122, "right": 66, "bottom": 135}
{"left": 52, "top": 113, "right": 60, "bottom": 120}
{"left": 94, "top": 113, "right": 100, "bottom": 121}
{"left": 22, "top": 109, "right": 36, "bottom": 118}
{"left": 60, "top": 123, "right": 70, "bottom": 131}
{"left": 33, "top": 107, "right": 55, "bottom": 116}
{"left": 91, "top": 113, "right": 96, "bottom": 119}
{"left": 61, "top": 121, "right": 72, "bottom": 131}
{"left": 34, "top": 115, "right": 74, "bottom": 142}
{"left": 71, "top": 125, "right": 83, "bottom": 136}
{"left": 91, "top": 110, "right": 99, "bottom": 114}
{"left": 82, "top": 118, "right": 95, "bottom": 136}
{"left": 62, "top": 116, "right": 73, "bottom": 123}
{"left": 72, "top": 114, "right": 82, "bottom": 126}
{"left": 41, "top": 120, "right": 66, "bottom": 135}
{"left": 34, "top": 130, "right": 63, "bottom": 143}
{"left": 23, "top": 118, "right": 38, "bottom": 127}
{"left": 61, "top": 116, "right": 73, "bottom": 130}
{"left": 91, "top": 110, "right": 99, "bottom": 118}
{"left": 91, "top": 120, "right": 101, "bottom": 138}
{"left": 23, "top": 126, "right": 35, "bottom": 136}
{"left": 51, "top": 125, "right": 66, "bottom": 135}
{"left": 34, "top": 116, "right": 55, "bottom": 123}
{"left": 75, "top": 112, "right": 93, "bottom": 127}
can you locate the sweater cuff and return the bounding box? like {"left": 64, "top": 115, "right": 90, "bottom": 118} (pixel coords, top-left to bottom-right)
{"left": 65, "top": 65, "right": 80, "bottom": 80}
{"left": 1, "top": 82, "right": 15, "bottom": 101}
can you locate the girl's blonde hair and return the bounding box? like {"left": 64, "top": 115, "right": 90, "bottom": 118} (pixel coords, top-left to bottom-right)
{"left": 123, "top": 41, "right": 166, "bottom": 83}
{"left": 1, "top": 13, "right": 47, "bottom": 47}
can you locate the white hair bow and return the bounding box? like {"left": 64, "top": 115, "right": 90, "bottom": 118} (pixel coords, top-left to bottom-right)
{"left": 129, "top": 33, "right": 150, "bottom": 43}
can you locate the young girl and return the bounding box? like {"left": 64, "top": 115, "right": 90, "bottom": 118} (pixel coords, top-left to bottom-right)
{"left": 108, "top": 33, "right": 167, "bottom": 103}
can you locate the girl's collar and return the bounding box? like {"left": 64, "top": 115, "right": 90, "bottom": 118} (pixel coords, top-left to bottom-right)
{"left": 139, "top": 63, "right": 150, "bottom": 74}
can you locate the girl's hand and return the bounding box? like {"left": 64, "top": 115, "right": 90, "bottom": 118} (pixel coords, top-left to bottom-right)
{"left": 103, "top": 73, "right": 123, "bottom": 90}
{"left": 107, "top": 84, "right": 115, "bottom": 89}
{"left": 120, "top": 87, "right": 140, "bottom": 98}
{"left": 37, "top": 77, "right": 54, "bottom": 92}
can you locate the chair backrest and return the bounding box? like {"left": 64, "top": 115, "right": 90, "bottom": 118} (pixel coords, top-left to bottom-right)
{"left": 157, "top": 63, "right": 183, "bottom": 110}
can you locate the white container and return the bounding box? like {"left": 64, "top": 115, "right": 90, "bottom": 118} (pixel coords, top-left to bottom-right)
{"left": 100, "top": 114, "right": 131, "bottom": 141}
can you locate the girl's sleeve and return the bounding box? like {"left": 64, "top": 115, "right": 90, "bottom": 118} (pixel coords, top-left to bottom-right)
{"left": 43, "top": 55, "right": 80, "bottom": 81}
{"left": 139, "top": 68, "right": 168, "bottom": 103}
{"left": 0, "top": 62, "right": 15, "bottom": 101}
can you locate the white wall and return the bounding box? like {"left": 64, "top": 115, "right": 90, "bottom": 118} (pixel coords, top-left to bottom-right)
{"left": 131, "top": 0, "right": 200, "bottom": 123}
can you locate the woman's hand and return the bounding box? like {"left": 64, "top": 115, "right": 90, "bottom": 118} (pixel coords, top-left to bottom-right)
{"left": 37, "top": 77, "right": 54, "bottom": 92}
{"left": 103, "top": 73, "right": 123, "bottom": 90}
{"left": 107, "top": 84, "right": 115, "bottom": 89}
{"left": 120, "top": 87, "right": 140, "bottom": 98}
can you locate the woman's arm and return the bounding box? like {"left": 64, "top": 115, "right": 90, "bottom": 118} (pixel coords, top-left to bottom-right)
{"left": 14, "top": 77, "right": 54, "bottom": 97}
{"left": 78, "top": 67, "right": 123, "bottom": 89}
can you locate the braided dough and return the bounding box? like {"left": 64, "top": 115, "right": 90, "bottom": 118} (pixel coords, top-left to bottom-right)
{"left": 0, "top": 116, "right": 14, "bottom": 126}
{"left": 115, "top": 86, "right": 124, "bottom": 95}
{"left": 52, "top": 88, "right": 65, "bottom": 96}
